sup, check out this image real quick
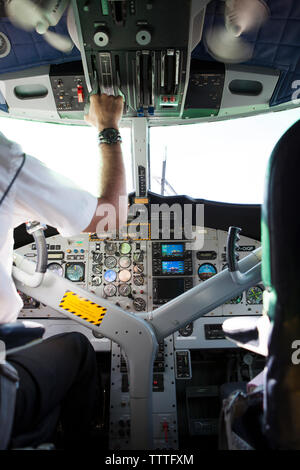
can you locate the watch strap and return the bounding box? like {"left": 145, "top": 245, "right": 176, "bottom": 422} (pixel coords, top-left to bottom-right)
{"left": 97, "top": 128, "right": 122, "bottom": 145}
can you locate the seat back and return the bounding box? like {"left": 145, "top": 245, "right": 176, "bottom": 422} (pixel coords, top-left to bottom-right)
{"left": 262, "top": 119, "right": 300, "bottom": 449}
{"left": 0, "top": 321, "right": 45, "bottom": 449}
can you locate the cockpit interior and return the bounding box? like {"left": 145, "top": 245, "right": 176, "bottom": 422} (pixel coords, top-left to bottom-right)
{"left": 0, "top": 0, "right": 300, "bottom": 454}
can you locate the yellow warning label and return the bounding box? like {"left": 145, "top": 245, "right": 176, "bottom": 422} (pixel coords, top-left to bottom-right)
{"left": 134, "top": 198, "right": 149, "bottom": 204}
{"left": 59, "top": 291, "right": 107, "bottom": 326}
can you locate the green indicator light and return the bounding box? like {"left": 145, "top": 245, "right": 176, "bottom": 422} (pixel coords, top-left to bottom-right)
{"left": 101, "top": 0, "right": 109, "bottom": 15}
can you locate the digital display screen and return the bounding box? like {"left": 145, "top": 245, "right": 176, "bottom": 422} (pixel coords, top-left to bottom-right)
{"left": 156, "top": 278, "right": 185, "bottom": 300}
{"left": 162, "top": 261, "right": 184, "bottom": 274}
{"left": 48, "top": 252, "right": 64, "bottom": 260}
{"left": 161, "top": 244, "right": 184, "bottom": 257}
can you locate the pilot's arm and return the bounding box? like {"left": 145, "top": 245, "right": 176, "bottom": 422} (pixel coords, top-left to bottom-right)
{"left": 83, "top": 93, "right": 128, "bottom": 233}
{"left": 12, "top": 93, "right": 127, "bottom": 235}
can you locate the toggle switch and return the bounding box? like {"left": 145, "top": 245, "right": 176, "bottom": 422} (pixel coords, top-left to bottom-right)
{"left": 77, "top": 85, "right": 84, "bottom": 103}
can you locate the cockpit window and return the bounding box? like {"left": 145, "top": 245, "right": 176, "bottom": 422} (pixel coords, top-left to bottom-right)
{"left": 0, "top": 117, "right": 133, "bottom": 196}
{"left": 150, "top": 108, "right": 300, "bottom": 204}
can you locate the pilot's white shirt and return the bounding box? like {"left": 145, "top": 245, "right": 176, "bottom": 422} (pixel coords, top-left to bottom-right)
{"left": 0, "top": 132, "right": 97, "bottom": 323}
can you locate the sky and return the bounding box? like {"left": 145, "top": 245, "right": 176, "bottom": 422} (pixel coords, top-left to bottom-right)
{"left": 1, "top": 107, "right": 300, "bottom": 204}
{"left": 0, "top": 118, "right": 133, "bottom": 196}
{"left": 150, "top": 107, "right": 300, "bottom": 203}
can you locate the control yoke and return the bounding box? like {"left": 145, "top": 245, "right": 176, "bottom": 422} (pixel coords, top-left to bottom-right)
{"left": 13, "top": 228, "right": 262, "bottom": 449}
{"left": 227, "top": 226, "right": 261, "bottom": 286}
{"left": 12, "top": 221, "right": 47, "bottom": 288}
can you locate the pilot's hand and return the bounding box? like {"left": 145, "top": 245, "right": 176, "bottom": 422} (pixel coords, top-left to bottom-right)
{"left": 84, "top": 94, "right": 124, "bottom": 132}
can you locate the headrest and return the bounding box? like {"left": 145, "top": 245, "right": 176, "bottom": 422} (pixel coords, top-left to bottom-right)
{"left": 262, "top": 118, "right": 300, "bottom": 297}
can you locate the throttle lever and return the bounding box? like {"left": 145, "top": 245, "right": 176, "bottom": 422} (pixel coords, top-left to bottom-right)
{"left": 84, "top": 68, "right": 99, "bottom": 115}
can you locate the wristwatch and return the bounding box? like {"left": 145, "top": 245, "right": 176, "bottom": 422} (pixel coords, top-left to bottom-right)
{"left": 98, "top": 128, "right": 122, "bottom": 145}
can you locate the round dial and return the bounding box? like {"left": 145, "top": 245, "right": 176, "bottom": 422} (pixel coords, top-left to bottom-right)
{"left": 133, "top": 252, "right": 144, "bottom": 263}
{"left": 92, "top": 252, "right": 103, "bottom": 263}
{"left": 104, "top": 284, "right": 117, "bottom": 297}
{"left": 105, "top": 242, "right": 116, "bottom": 254}
{"left": 47, "top": 262, "right": 63, "bottom": 277}
{"left": 225, "top": 294, "right": 243, "bottom": 305}
{"left": 118, "top": 283, "right": 131, "bottom": 297}
{"left": 119, "top": 269, "right": 131, "bottom": 282}
{"left": 133, "top": 297, "right": 146, "bottom": 311}
{"left": 92, "top": 264, "right": 102, "bottom": 275}
{"left": 198, "top": 263, "right": 217, "bottom": 281}
{"left": 91, "top": 276, "right": 102, "bottom": 287}
{"left": 179, "top": 322, "right": 193, "bottom": 337}
{"left": 65, "top": 263, "right": 84, "bottom": 282}
{"left": 246, "top": 286, "right": 263, "bottom": 305}
{"left": 104, "top": 269, "right": 117, "bottom": 283}
{"left": 119, "top": 256, "right": 131, "bottom": 268}
{"left": 105, "top": 256, "right": 117, "bottom": 269}
{"left": 133, "top": 264, "right": 144, "bottom": 274}
{"left": 133, "top": 275, "right": 144, "bottom": 286}
{"left": 120, "top": 242, "right": 131, "bottom": 255}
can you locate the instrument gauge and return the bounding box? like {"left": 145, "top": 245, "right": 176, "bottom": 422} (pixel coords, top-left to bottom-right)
{"left": 133, "top": 275, "right": 144, "bottom": 286}
{"left": 92, "top": 252, "right": 103, "bottom": 263}
{"left": 133, "top": 297, "right": 146, "bottom": 311}
{"left": 179, "top": 322, "right": 193, "bottom": 337}
{"left": 133, "top": 252, "right": 144, "bottom": 263}
{"left": 119, "top": 256, "right": 131, "bottom": 268}
{"left": 246, "top": 286, "right": 263, "bottom": 305}
{"left": 133, "top": 264, "right": 144, "bottom": 274}
{"left": 105, "top": 242, "right": 116, "bottom": 254}
{"left": 119, "top": 269, "right": 131, "bottom": 282}
{"left": 198, "top": 263, "right": 217, "bottom": 281}
{"left": 92, "top": 264, "right": 102, "bottom": 275}
{"left": 104, "top": 269, "right": 117, "bottom": 283}
{"left": 65, "top": 263, "right": 85, "bottom": 282}
{"left": 105, "top": 256, "right": 117, "bottom": 269}
{"left": 118, "top": 283, "right": 131, "bottom": 297}
{"left": 104, "top": 284, "right": 117, "bottom": 297}
{"left": 91, "top": 276, "right": 102, "bottom": 287}
{"left": 120, "top": 242, "right": 131, "bottom": 255}
{"left": 47, "top": 262, "right": 63, "bottom": 277}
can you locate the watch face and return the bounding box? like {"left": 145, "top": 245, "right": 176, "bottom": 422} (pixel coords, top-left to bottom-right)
{"left": 103, "top": 128, "right": 118, "bottom": 141}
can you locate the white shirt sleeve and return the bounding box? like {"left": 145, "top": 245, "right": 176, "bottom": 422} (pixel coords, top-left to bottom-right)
{"left": 12, "top": 154, "right": 98, "bottom": 237}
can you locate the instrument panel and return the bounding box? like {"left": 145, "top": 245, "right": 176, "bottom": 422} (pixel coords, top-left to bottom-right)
{"left": 15, "top": 226, "right": 262, "bottom": 449}
{"left": 16, "top": 227, "right": 262, "bottom": 344}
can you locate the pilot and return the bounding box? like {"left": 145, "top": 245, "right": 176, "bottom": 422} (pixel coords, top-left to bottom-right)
{"left": 0, "top": 94, "right": 127, "bottom": 448}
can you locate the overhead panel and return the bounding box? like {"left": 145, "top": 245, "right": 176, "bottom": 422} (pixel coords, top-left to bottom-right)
{"left": 71, "top": 0, "right": 203, "bottom": 119}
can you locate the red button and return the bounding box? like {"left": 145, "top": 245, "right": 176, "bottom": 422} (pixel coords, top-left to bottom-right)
{"left": 77, "top": 85, "right": 84, "bottom": 103}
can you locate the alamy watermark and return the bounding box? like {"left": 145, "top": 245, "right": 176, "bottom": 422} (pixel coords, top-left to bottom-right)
{"left": 94, "top": 199, "right": 205, "bottom": 250}
{"left": 0, "top": 340, "right": 5, "bottom": 363}
{"left": 291, "top": 340, "right": 300, "bottom": 365}
{"left": 291, "top": 80, "right": 300, "bottom": 104}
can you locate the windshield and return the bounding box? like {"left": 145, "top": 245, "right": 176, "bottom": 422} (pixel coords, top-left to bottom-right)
{"left": 150, "top": 108, "right": 300, "bottom": 204}
{"left": 1, "top": 107, "right": 300, "bottom": 205}
{"left": 0, "top": 118, "right": 133, "bottom": 197}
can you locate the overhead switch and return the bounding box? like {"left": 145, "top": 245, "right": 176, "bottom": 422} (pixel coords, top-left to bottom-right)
{"left": 77, "top": 85, "right": 84, "bottom": 103}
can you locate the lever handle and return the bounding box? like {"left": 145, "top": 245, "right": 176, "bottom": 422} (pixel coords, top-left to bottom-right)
{"left": 227, "top": 226, "right": 241, "bottom": 273}
{"left": 226, "top": 226, "right": 261, "bottom": 286}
